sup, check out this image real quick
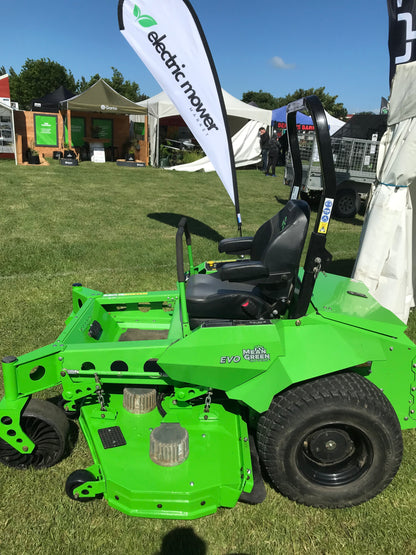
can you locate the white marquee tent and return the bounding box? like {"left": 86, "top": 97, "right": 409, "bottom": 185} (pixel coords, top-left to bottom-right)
{"left": 353, "top": 61, "right": 416, "bottom": 323}
{"left": 134, "top": 89, "right": 272, "bottom": 168}
{"left": 325, "top": 111, "right": 345, "bottom": 136}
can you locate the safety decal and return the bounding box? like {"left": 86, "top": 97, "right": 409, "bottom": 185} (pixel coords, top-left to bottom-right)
{"left": 318, "top": 198, "right": 333, "bottom": 234}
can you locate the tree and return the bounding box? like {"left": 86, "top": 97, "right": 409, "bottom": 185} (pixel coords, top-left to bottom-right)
{"left": 8, "top": 58, "right": 77, "bottom": 110}
{"left": 241, "top": 86, "right": 348, "bottom": 119}
{"left": 76, "top": 74, "right": 101, "bottom": 93}
{"left": 76, "top": 68, "right": 148, "bottom": 102}
{"left": 5, "top": 59, "right": 149, "bottom": 109}
{"left": 241, "top": 90, "right": 278, "bottom": 110}
{"left": 107, "top": 67, "right": 148, "bottom": 102}
{"left": 276, "top": 87, "right": 348, "bottom": 119}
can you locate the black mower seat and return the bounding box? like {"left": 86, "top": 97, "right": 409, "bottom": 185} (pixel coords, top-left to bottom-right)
{"left": 186, "top": 199, "right": 310, "bottom": 323}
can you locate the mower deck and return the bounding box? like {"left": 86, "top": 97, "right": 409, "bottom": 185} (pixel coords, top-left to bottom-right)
{"left": 77, "top": 394, "right": 252, "bottom": 519}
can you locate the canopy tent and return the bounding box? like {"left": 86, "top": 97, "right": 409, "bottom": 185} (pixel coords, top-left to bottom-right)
{"left": 0, "top": 101, "right": 17, "bottom": 164}
{"left": 31, "top": 85, "right": 75, "bottom": 113}
{"left": 272, "top": 105, "right": 345, "bottom": 136}
{"left": 272, "top": 105, "right": 314, "bottom": 131}
{"left": 60, "top": 79, "right": 147, "bottom": 157}
{"left": 60, "top": 79, "right": 147, "bottom": 115}
{"left": 135, "top": 89, "right": 272, "bottom": 167}
{"left": 353, "top": 61, "right": 416, "bottom": 322}
{"left": 324, "top": 111, "right": 346, "bottom": 136}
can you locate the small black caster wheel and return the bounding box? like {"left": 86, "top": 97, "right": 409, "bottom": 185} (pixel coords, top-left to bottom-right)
{"left": 65, "top": 469, "right": 97, "bottom": 502}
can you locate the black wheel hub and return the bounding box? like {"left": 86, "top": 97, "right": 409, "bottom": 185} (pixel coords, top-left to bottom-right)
{"left": 338, "top": 195, "right": 355, "bottom": 213}
{"left": 306, "top": 428, "right": 354, "bottom": 464}
{"left": 298, "top": 424, "right": 372, "bottom": 487}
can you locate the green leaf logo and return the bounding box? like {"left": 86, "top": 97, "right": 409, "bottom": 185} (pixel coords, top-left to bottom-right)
{"left": 133, "top": 4, "right": 157, "bottom": 27}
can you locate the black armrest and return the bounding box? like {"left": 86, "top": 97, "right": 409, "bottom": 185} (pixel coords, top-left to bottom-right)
{"left": 218, "top": 260, "right": 269, "bottom": 282}
{"left": 218, "top": 236, "right": 253, "bottom": 254}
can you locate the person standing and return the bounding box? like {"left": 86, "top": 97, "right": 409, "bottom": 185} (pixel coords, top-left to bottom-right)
{"left": 259, "top": 127, "right": 270, "bottom": 172}
{"left": 265, "top": 132, "right": 279, "bottom": 177}
{"left": 277, "top": 131, "right": 288, "bottom": 166}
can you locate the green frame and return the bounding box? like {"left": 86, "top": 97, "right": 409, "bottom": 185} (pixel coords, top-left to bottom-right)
{"left": 34, "top": 114, "right": 58, "bottom": 147}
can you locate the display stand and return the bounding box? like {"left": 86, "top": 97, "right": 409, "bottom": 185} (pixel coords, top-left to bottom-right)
{"left": 116, "top": 160, "right": 146, "bottom": 167}
{"left": 60, "top": 158, "right": 78, "bottom": 166}
{"left": 84, "top": 137, "right": 109, "bottom": 163}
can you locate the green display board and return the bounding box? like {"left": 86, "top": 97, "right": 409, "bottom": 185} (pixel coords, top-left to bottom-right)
{"left": 134, "top": 122, "right": 145, "bottom": 137}
{"left": 65, "top": 117, "right": 85, "bottom": 147}
{"left": 92, "top": 118, "right": 113, "bottom": 145}
{"left": 34, "top": 114, "right": 58, "bottom": 147}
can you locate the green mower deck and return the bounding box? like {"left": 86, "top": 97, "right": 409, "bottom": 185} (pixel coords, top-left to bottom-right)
{"left": 77, "top": 394, "right": 252, "bottom": 519}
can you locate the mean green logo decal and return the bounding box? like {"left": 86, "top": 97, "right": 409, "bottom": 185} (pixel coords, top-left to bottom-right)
{"left": 133, "top": 4, "right": 157, "bottom": 27}
{"left": 242, "top": 346, "right": 270, "bottom": 362}
{"left": 220, "top": 345, "right": 270, "bottom": 364}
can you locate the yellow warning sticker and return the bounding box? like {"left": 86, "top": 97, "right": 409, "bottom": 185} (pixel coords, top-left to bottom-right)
{"left": 318, "top": 198, "right": 334, "bottom": 235}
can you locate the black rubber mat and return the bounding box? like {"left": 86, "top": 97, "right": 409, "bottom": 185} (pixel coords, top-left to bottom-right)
{"left": 119, "top": 329, "right": 169, "bottom": 341}
{"left": 98, "top": 426, "right": 127, "bottom": 449}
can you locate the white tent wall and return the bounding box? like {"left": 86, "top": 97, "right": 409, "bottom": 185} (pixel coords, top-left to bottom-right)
{"left": 325, "top": 111, "right": 345, "bottom": 135}
{"left": 352, "top": 61, "right": 416, "bottom": 323}
{"left": 0, "top": 101, "right": 17, "bottom": 164}
{"left": 167, "top": 119, "right": 265, "bottom": 173}
{"left": 132, "top": 89, "right": 272, "bottom": 167}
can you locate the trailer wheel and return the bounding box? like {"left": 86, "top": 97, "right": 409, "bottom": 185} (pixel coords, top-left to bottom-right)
{"left": 257, "top": 373, "right": 403, "bottom": 508}
{"left": 333, "top": 189, "right": 360, "bottom": 218}
{"left": 0, "top": 398, "right": 69, "bottom": 469}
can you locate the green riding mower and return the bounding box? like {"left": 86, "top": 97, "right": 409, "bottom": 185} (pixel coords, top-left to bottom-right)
{"left": 0, "top": 97, "right": 414, "bottom": 519}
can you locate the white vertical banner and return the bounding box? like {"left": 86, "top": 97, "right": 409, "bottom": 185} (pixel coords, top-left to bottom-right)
{"left": 118, "top": 0, "right": 241, "bottom": 227}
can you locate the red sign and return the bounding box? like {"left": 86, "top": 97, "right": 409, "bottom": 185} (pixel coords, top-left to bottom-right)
{"left": 0, "top": 74, "right": 10, "bottom": 100}
{"left": 276, "top": 121, "right": 314, "bottom": 131}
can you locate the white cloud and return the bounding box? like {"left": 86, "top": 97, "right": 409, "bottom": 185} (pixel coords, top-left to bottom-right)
{"left": 270, "top": 56, "right": 295, "bottom": 70}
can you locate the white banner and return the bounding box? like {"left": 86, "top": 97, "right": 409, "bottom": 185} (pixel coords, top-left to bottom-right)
{"left": 118, "top": 0, "right": 241, "bottom": 224}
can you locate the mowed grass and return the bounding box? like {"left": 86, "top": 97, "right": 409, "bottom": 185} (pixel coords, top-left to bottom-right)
{"left": 1, "top": 159, "right": 416, "bottom": 555}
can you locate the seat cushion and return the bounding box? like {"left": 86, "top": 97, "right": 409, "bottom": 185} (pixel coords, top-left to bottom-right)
{"left": 186, "top": 273, "right": 270, "bottom": 320}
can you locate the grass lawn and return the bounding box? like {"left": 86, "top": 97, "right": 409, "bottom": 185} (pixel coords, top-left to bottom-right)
{"left": 1, "top": 159, "right": 416, "bottom": 555}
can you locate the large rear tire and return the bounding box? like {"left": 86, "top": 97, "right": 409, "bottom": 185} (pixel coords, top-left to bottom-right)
{"left": 0, "top": 398, "right": 69, "bottom": 469}
{"left": 257, "top": 372, "right": 403, "bottom": 508}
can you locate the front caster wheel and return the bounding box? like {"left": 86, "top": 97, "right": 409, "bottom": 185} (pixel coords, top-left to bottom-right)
{"left": 0, "top": 398, "right": 69, "bottom": 469}
{"left": 65, "top": 469, "right": 97, "bottom": 502}
{"left": 257, "top": 372, "right": 403, "bottom": 508}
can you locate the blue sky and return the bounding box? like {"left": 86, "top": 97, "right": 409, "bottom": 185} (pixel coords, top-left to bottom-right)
{"left": 2, "top": 1, "right": 389, "bottom": 113}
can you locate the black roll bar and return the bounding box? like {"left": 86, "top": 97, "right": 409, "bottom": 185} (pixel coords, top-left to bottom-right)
{"left": 286, "top": 96, "right": 336, "bottom": 318}
{"left": 176, "top": 217, "right": 192, "bottom": 283}
{"left": 287, "top": 95, "right": 337, "bottom": 212}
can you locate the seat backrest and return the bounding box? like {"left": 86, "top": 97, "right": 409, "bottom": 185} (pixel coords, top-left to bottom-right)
{"left": 250, "top": 199, "right": 310, "bottom": 281}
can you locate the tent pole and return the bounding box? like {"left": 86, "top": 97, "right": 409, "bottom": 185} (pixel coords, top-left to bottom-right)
{"left": 156, "top": 116, "right": 160, "bottom": 167}
{"left": 144, "top": 115, "right": 149, "bottom": 166}
{"left": 11, "top": 108, "right": 17, "bottom": 165}
{"left": 67, "top": 109, "right": 72, "bottom": 150}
